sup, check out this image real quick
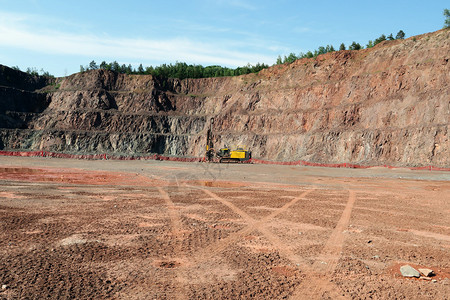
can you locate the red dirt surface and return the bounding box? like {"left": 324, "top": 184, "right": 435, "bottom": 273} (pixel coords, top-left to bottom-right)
{"left": 0, "top": 157, "right": 449, "bottom": 299}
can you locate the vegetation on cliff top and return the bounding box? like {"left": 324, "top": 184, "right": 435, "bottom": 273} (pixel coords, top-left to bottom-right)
{"left": 79, "top": 29, "right": 407, "bottom": 77}
{"left": 80, "top": 61, "right": 269, "bottom": 80}
{"left": 275, "top": 30, "right": 406, "bottom": 64}
{"left": 10, "top": 66, "right": 54, "bottom": 78}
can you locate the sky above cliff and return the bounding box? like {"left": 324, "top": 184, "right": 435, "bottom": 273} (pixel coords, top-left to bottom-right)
{"left": 0, "top": 0, "right": 448, "bottom": 77}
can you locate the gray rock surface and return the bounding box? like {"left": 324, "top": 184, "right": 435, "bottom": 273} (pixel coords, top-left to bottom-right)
{"left": 400, "top": 265, "right": 420, "bottom": 278}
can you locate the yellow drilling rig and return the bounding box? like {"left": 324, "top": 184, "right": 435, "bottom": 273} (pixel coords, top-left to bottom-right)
{"left": 205, "top": 118, "right": 251, "bottom": 163}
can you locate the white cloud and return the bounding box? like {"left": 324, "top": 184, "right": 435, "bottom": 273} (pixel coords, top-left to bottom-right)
{"left": 0, "top": 11, "right": 275, "bottom": 67}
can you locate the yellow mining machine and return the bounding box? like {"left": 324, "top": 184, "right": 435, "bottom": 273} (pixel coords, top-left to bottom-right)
{"left": 216, "top": 145, "right": 252, "bottom": 163}
{"left": 205, "top": 118, "right": 251, "bottom": 163}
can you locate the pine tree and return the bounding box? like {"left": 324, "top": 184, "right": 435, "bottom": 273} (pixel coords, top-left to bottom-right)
{"left": 317, "top": 46, "right": 326, "bottom": 55}
{"left": 349, "top": 42, "right": 362, "bottom": 50}
{"left": 138, "top": 64, "right": 144, "bottom": 74}
{"left": 127, "top": 64, "right": 134, "bottom": 74}
{"left": 276, "top": 55, "right": 283, "bottom": 65}
{"left": 286, "top": 53, "right": 297, "bottom": 63}
{"left": 111, "top": 61, "right": 120, "bottom": 72}
{"left": 396, "top": 30, "right": 405, "bottom": 39}
{"left": 444, "top": 9, "right": 450, "bottom": 29}
{"left": 374, "top": 34, "right": 387, "bottom": 45}
{"left": 326, "top": 45, "right": 335, "bottom": 52}
{"left": 89, "top": 60, "right": 98, "bottom": 70}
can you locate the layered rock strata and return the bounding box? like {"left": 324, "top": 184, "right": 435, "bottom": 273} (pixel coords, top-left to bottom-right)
{"left": 0, "top": 29, "right": 448, "bottom": 167}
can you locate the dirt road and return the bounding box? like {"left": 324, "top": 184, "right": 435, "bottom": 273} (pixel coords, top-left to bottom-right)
{"left": 0, "top": 157, "right": 449, "bottom": 299}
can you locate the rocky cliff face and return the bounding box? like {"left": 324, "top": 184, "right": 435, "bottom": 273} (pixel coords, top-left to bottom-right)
{"left": 0, "top": 30, "right": 449, "bottom": 167}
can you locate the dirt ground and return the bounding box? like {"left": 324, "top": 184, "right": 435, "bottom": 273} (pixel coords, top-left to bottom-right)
{"left": 0, "top": 157, "right": 449, "bottom": 299}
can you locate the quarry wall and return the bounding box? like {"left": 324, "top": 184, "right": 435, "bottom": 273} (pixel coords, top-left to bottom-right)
{"left": 0, "top": 30, "right": 448, "bottom": 167}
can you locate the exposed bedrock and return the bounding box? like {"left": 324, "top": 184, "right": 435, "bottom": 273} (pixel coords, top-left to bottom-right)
{"left": 0, "top": 30, "right": 448, "bottom": 167}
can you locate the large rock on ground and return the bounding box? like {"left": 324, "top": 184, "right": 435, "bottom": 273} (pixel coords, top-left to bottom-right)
{"left": 400, "top": 265, "right": 420, "bottom": 278}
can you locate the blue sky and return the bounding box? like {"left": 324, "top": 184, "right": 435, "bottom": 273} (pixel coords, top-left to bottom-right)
{"left": 0, "top": 0, "right": 448, "bottom": 77}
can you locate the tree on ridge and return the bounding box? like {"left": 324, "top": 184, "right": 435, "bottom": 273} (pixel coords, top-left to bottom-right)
{"left": 396, "top": 30, "right": 405, "bottom": 40}
{"left": 444, "top": 9, "right": 450, "bottom": 28}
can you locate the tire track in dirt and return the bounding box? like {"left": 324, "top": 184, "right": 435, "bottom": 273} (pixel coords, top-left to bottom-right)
{"left": 146, "top": 178, "right": 351, "bottom": 298}
{"left": 406, "top": 229, "right": 450, "bottom": 242}
{"left": 200, "top": 188, "right": 258, "bottom": 224}
{"left": 192, "top": 186, "right": 351, "bottom": 299}
{"left": 157, "top": 187, "right": 188, "bottom": 300}
{"left": 157, "top": 187, "right": 183, "bottom": 237}
{"left": 180, "top": 186, "right": 317, "bottom": 275}
{"left": 186, "top": 186, "right": 315, "bottom": 265}
{"left": 199, "top": 186, "right": 352, "bottom": 299}
{"left": 289, "top": 190, "right": 356, "bottom": 300}
{"left": 318, "top": 190, "right": 356, "bottom": 273}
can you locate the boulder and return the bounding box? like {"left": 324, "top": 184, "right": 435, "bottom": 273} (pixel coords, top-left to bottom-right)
{"left": 418, "top": 268, "right": 434, "bottom": 277}
{"left": 400, "top": 265, "right": 420, "bottom": 278}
